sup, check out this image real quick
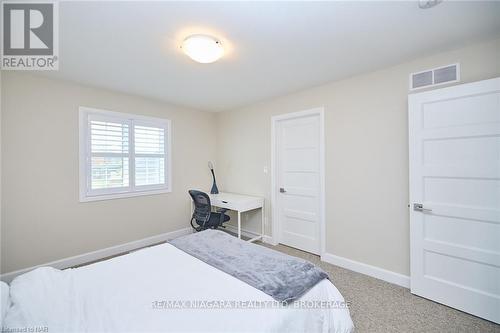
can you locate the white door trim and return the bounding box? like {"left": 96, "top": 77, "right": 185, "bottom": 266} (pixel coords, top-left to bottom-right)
{"left": 270, "top": 107, "right": 326, "bottom": 256}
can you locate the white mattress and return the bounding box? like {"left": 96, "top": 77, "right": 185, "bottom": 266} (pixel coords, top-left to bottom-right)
{"left": 4, "top": 243, "right": 353, "bottom": 333}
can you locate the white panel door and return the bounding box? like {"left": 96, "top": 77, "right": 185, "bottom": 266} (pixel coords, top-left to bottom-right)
{"left": 409, "top": 77, "right": 500, "bottom": 323}
{"left": 277, "top": 113, "right": 321, "bottom": 254}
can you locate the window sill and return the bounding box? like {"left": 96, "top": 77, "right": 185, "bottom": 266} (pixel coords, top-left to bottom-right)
{"left": 79, "top": 188, "right": 171, "bottom": 203}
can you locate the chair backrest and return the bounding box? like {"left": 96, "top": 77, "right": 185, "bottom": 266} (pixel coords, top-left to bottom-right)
{"left": 189, "top": 190, "right": 211, "bottom": 224}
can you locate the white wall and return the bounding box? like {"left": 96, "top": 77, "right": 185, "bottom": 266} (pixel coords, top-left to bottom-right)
{"left": 0, "top": 70, "right": 3, "bottom": 272}
{"left": 215, "top": 38, "right": 500, "bottom": 276}
{"left": 1, "top": 72, "right": 216, "bottom": 273}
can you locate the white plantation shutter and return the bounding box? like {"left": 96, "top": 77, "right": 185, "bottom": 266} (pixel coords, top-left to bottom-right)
{"left": 80, "top": 107, "right": 171, "bottom": 201}
{"left": 89, "top": 119, "right": 130, "bottom": 191}
{"left": 134, "top": 125, "right": 166, "bottom": 187}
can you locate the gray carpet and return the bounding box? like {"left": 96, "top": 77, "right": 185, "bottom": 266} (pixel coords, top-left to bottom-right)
{"left": 259, "top": 243, "right": 500, "bottom": 333}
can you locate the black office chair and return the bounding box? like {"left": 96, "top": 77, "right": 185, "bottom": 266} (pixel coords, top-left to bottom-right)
{"left": 189, "top": 190, "right": 230, "bottom": 232}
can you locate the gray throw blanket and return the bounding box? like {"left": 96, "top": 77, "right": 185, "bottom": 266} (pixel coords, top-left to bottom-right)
{"left": 169, "top": 229, "right": 329, "bottom": 302}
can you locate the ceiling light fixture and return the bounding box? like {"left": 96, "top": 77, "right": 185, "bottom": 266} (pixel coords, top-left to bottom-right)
{"left": 418, "top": 0, "right": 442, "bottom": 9}
{"left": 181, "top": 34, "right": 224, "bottom": 64}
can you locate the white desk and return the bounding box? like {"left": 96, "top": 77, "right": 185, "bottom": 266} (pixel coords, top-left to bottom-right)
{"left": 208, "top": 192, "right": 265, "bottom": 242}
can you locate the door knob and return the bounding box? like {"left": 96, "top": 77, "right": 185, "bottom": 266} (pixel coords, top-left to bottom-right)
{"left": 279, "top": 187, "right": 286, "bottom": 193}
{"left": 413, "top": 203, "right": 432, "bottom": 213}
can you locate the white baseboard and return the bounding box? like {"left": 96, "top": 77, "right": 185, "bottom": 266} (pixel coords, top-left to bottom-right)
{"left": 321, "top": 252, "right": 410, "bottom": 288}
{"left": 1, "top": 227, "right": 192, "bottom": 283}
{"left": 224, "top": 224, "right": 259, "bottom": 239}
{"left": 2, "top": 228, "right": 410, "bottom": 289}
{"left": 229, "top": 229, "right": 407, "bottom": 287}
{"left": 224, "top": 224, "right": 256, "bottom": 238}
{"left": 223, "top": 225, "right": 274, "bottom": 245}
{"left": 262, "top": 235, "right": 276, "bottom": 245}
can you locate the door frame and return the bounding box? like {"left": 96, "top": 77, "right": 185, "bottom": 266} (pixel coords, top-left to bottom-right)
{"left": 270, "top": 107, "right": 326, "bottom": 256}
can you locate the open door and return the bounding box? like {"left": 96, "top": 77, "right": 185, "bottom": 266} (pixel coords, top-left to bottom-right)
{"left": 408, "top": 78, "right": 500, "bottom": 323}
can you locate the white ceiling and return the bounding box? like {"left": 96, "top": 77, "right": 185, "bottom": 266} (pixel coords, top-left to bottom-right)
{"left": 39, "top": 1, "right": 500, "bottom": 112}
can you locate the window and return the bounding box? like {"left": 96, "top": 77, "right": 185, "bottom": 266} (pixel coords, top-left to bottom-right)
{"left": 79, "top": 107, "right": 171, "bottom": 202}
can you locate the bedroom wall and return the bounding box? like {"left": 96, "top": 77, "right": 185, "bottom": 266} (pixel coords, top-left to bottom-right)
{"left": 0, "top": 72, "right": 216, "bottom": 273}
{"left": 0, "top": 71, "right": 2, "bottom": 271}
{"left": 215, "top": 37, "right": 500, "bottom": 276}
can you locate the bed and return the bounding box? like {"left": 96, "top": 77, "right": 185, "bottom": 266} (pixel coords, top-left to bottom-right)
{"left": 1, "top": 234, "right": 353, "bottom": 333}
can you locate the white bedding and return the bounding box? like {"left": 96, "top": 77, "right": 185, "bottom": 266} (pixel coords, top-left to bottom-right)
{"left": 1, "top": 281, "right": 10, "bottom": 326}
{"left": 4, "top": 243, "right": 353, "bottom": 333}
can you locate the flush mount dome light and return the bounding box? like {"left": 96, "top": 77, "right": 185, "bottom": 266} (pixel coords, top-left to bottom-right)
{"left": 181, "top": 34, "right": 224, "bottom": 63}
{"left": 418, "top": 0, "right": 442, "bottom": 9}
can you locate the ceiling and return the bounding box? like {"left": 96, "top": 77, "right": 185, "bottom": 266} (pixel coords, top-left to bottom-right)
{"left": 38, "top": 1, "right": 500, "bottom": 112}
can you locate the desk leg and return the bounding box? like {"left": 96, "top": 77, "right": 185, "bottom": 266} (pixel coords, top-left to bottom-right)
{"left": 237, "top": 211, "right": 241, "bottom": 239}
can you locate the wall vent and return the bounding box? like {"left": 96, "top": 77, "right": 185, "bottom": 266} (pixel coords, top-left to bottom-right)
{"left": 409, "top": 63, "right": 460, "bottom": 90}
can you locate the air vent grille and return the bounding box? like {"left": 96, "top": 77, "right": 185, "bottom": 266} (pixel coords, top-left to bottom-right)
{"left": 434, "top": 65, "right": 457, "bottom": 84}
{"left": 410, "top": 63, "right": 459, "bottom": 90}
{"left": 412, "top": 71, "right": 433, "bottom": 89}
